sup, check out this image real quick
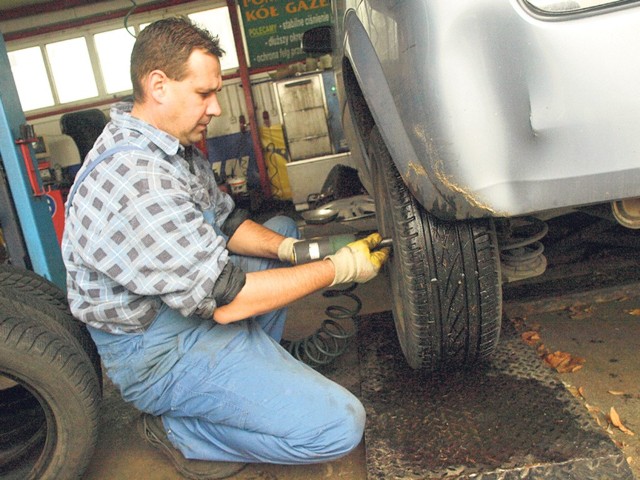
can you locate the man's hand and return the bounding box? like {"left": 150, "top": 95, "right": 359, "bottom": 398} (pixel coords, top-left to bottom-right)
{"left": 326, "top": 232, "right": 390, "bottom": 286}
{"left": 277, "top": 237, "right": 300, "bottom": 264}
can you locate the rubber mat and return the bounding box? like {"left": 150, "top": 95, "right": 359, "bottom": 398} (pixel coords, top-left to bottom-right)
{"left": 357, "top": 312, "right": 635, "bottom": 479}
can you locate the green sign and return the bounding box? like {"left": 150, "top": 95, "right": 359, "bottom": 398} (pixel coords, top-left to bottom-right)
{"left": 238, "top": 0, "right": 332, "bottom": 68}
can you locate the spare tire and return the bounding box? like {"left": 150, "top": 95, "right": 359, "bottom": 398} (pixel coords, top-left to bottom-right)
{"left": 0, "top": 294, "right": 101, "bottom": 389}
{"left": 0, "top": 265, "right": 68, "bottom": 313}
{"left": 0, "top": 385, "right": 45, "bottom": 471}
{"left": 368, "top": 127, "right": 503, "bottom": 371}
{"left": 0, "top": 314, "right": 100, "bottom": 479}
{"left": 0, "top": 266, "right": 101, "bottom": 387}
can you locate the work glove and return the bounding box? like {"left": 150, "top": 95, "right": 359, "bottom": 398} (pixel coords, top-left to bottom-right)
{"left": 277, "top": 237, "right": 300, "bottom": 264}
{"left": 326, "top": 232, "right": 390, "bottom": 286}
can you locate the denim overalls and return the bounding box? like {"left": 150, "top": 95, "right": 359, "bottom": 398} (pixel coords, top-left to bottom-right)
{"left": 85, "top": 154, "right": 365, "bottom": 464}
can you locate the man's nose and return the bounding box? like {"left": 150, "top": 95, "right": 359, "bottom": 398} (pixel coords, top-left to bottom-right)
{"left": 207, "top": 95, "right": 222, "bottom": 117}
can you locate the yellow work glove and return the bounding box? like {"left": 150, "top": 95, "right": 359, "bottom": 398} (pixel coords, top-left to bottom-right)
{"left": 277, "top": 237, "right": 300, "bottom": 264}
{"left": 326, "top": 232, "right": 390, "bottom": 286}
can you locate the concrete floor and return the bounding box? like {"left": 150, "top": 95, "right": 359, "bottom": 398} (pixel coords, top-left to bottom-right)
{"left": 505, "top": 296, "right": 640, "bottom": 479}
{"left": 80, "top": 212, "right": 639, "bottom": 479}
{"left": 81, "top": 275, "right": 640, "bottom": 480}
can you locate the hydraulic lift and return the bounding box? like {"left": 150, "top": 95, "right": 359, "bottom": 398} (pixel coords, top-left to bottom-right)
{"left": 0, "top": 38, "right": 64, "bottom": 288}
{"left": 0, "top": 34, "right": 101, "bottom": 480}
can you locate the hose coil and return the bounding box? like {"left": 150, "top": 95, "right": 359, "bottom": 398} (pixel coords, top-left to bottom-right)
{"left": 282, "top": 283, "right": 362, "bottom": 369}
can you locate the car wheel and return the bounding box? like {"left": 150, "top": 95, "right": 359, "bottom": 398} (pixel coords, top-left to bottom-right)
{"left": 0, "top": 314, "right": 100, "bottom": 480}
{"left": 368, "top": 127, "right": 502, "bottom": 371}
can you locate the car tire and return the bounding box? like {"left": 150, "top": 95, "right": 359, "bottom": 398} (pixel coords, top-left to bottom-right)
{"left": 0, "top": 295, "right": 102, "bottom": 390}
{"left": 0, "top": 266, "right": 102, "bottom": 388}
{"left": 0, "top": 264, "right": 68, "bottom": 313}
{"left": 368, "top": 127, "right": 503, "bottom": 371}
{"left": 0, "top": 384, "right": 45, "bottom": 471}
{"left": 0, "top": 314, "right": 100, "bottom": 480}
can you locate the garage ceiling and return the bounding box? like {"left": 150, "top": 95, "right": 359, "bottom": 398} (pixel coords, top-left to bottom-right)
{"left": 0, "top": 0, "right": 41, "bottom": 8}
{"left": 0, "top": 0, "right": 111, "bottom": 20}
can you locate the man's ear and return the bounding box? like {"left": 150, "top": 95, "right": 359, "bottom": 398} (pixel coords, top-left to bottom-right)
{"left": 147, "top": 70, "right": 169, "bottom": 103}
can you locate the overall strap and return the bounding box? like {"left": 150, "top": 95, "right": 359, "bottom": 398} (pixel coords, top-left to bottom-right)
{"left": 66, "top": 145, "right": 144, "bottom": 214}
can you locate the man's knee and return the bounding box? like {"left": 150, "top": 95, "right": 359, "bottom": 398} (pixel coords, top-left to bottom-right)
{"left": 331, "top": 399, "right": 366, "bottom": 456}
{"left": 297, "top": 395, "right": 366, "bottom": 462}
{"left": 341, "top": 398, "right": 366, "bottom": 451}
{"left": 264, "top": 215, "right": 300, "bottom": 240}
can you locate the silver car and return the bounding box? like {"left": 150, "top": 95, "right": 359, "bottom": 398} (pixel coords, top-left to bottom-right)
{"left": 304, "top": 0, "right": 640, "bottom": 371}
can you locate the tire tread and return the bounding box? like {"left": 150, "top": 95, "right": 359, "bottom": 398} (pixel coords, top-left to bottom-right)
{"left": 369, "top": 127, "right": 502, "bottom": 371}
{"left": 0, "top": 314, "right": 99, "bottom": 479}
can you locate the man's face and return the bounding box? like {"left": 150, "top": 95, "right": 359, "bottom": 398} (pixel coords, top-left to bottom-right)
{"left": 160, "top": 49, "right": 223, "bottom": 146}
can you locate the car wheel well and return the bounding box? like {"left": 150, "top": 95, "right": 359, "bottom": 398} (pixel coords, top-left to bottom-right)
{"left": 342, "top": 56, "right": 376, "bottom": 146}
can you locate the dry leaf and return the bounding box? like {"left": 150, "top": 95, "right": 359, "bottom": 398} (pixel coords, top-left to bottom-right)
{"left": 586, "top": 403, "right": 605, "bottom": 427}
{"left": 545, "top": 351, "right": 570, "bottom": 369}
{"left": 567, "top": 385, "right": 581, "bottom": 398}
{"left": 544, "top": 351, "right": 586, "bottom": 373}
{"left": 521, "top": 331, "right": 541, "bottom": 346}
{"left": 608, "top": 390, "right": 625, "bottom": 396}
{"left": 626, "top": 308, "right": 640, "bottom": 316}
{"left": 610, "top": 406, "right": 622, "bottom": 426}
{"left": 619, "top": 424, "right": 635, "bottom": 436}
{"left": 567, "top": 385, "right": 587, "bottom": 400}
{"left": 609, "top": 407, "right": 636, "bottom": 436}
{"left": 586, "top": 403, "right": 601, "bottom": 415}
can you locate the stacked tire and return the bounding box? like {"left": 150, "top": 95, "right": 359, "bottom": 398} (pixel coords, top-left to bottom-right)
{"left": 0, "top": 265, "right": 101, "bottom": 480}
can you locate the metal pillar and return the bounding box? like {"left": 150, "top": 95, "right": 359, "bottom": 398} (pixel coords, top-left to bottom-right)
{"left": 227, "top": 0, "right": 272, "bottom": 199}
{"left": 0, "top": 34, "right": 67, "bottom": 290}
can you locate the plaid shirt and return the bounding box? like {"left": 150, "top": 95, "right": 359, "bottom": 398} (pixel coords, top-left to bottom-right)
{"left": 62, "top": 102, "right": 235, "bottom": 333}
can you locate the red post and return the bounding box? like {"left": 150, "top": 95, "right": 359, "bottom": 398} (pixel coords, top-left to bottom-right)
{"left": 226, "top": 0, "right": 272, "bottom": 199}
{"left": 16, "top": 139, "right": 45, "bottom": 197}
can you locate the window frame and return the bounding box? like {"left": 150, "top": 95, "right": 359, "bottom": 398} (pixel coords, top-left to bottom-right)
{"left": 519, "top": 0, "right": 640, "bottom": 19}
{"left": 45, "top": 36, "right": 100, "bottom": 104}
{"left": 7, "top": 45, "right": 56, "bottom": 111}
{"left": 92, "top": 27, "right": 138, "bottom": 95}
{"left": 6, "top": 0, "right": 237, "bottom": 115}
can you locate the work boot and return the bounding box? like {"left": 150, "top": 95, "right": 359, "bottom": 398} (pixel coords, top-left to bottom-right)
{"left": 138, "top": 413, "right": 247, "bottom": 480}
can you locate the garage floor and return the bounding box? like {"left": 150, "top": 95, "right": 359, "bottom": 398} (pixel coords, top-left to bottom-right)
{"left": 81, "top": 210, "right": 639, "bottom": 480}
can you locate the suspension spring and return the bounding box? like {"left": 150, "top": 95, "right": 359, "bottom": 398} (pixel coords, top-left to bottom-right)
{"left": 282, "top": 283, "right": 362, "bottom": 369}
{"left": 497, "top": 216, "right": 549, "bottom": 282}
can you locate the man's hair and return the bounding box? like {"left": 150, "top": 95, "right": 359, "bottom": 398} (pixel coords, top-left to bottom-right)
{"left": 130, "top": 16, "right": 225, "bottom": 102}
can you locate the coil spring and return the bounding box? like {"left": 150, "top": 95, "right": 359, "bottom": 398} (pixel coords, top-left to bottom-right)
{"left": 282, "top": 283, "right": 362, "bottom": 369}
{"left": 499, "top": 217, "right": 548, "bottom": 262}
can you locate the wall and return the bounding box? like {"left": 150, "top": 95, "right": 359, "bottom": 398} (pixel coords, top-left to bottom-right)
{"left": 1, "top": 0, "right": 341, "bottom": 202}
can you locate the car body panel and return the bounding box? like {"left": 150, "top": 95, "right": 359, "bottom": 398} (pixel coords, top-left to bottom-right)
{"left": 333, "top": 0, "right": 640, "bottom": 220}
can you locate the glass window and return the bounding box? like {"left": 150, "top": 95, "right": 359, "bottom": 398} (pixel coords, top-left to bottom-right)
{"left": 188, "top": 8, "right": 239, "bottom": 72}
{"left": 525, "top": 0, "right": 624, "bottom": 13}
{"left": 7, "top": 5, "right": 242, "bottom": 113}
{"left": 94, "top": 28, "right": 136, "bottom": 94}
{"left": 46, "top": 37, "right": 98, "bottom": 103}
{"left": 7, "top": 47, "right": 54, "bottom": 111}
